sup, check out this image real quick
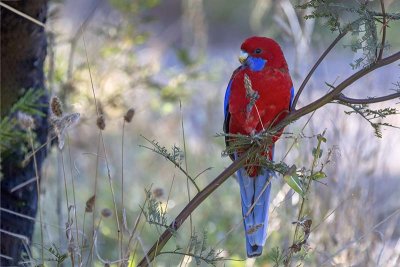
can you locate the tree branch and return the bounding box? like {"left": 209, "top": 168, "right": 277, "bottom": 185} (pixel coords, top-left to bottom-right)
{"left": 291, "top": 30, "right": 348, "bottom": 109}
{"left": 336, "top": 92, "right": 400, "bottom": 104}
{"left": 284, "top": 51, "right": 400, "bottom": 125}
{"left": 137, "top": 41, "right": 400, "bottom": 267}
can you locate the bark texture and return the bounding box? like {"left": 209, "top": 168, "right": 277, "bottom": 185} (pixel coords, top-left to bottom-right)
{"left": 1, "top": 1, "right": 48, "bottom": 265}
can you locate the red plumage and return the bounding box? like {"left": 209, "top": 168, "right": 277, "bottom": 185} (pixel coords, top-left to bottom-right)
{"left": 226, "top": 37, "right": 293, "bottom": 176}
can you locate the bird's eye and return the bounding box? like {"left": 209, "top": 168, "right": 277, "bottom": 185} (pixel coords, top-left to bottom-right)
{"left": 254, "top": 48, "right": 262, "bottom": 54}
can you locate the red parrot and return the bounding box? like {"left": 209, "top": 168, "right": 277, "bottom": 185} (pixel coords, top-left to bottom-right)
{"left": 223, "top": 36, "right": 294, "bottom": 257}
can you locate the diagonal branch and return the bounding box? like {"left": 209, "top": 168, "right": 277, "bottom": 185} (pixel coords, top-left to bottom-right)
{"left": 291, "top": 30, "right": 348, "bottom": 109}
{"left": 285, "top": 51, "right": 400, "bottom": 125}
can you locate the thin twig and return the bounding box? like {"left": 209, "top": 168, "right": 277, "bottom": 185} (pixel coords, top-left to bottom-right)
{"left": 125, "top": 202, "right": 146, "bottom": 257}
{"left": 321, "top": 207, "right": 400, "bottom": 265}
{"left": 28, "top": 129, "right": 44, "bottom": 264}
{"left": 0, "top": 229, "right": 30, "bottom": 245}
{"left": 378, "top": 0, "right": 387, "bottom": 60}
{"left": 85, "top": 218, "right": 102, "bottom": 267}
{"left": 67, "top": 134, "right": 81, "bottom": 264}
{"left": 280, "top": 51, "right": 400, "bottom": 130}
{"left": 82, "top": 27, "right": 122, "bottom": 261}
{"left": 121, "top": 119, "right": 126, "bottom": 263}
{"left": 10, "top": 177, "right": 37, "bottom": 193}
{"left": 0, "top": 207, "right": 61, "bottom": 229}
{"left": 0, "top": 2, "right": 46, "bottom": 28}
{"left": 179, "top": 101, "right": 193, "bottom": 267}
{"left": 89, "top": 132, "right": 101, "bottom": 265}
{"left": 336, "top": 92, "right": 400, "bottom": 104}
{"left": 23, "top": 135, "right": 57, "bottom": 163}
{"left": 66, "top": 1, "right": 99, "bottom": 81}
{"left": 291, "top": 31, "right": 348, "bottom": 109}
{"left": 139, "top": 135, "right": 200, "bottom": 192}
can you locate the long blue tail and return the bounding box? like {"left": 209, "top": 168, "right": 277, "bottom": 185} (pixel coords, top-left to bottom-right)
{"left": 237, "top": 167, "right": 273, "bottom": 257}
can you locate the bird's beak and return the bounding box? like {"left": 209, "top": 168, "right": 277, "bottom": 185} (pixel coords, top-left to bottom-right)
{"left": 239, "top": 50, "right": 248, "bottom": 64}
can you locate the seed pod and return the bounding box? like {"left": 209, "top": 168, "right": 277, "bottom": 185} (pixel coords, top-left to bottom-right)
{"left": 124, "top": 108, "right": 135, "bottom": 123}
{"left": 101, "top": 208, "right": 112, "bottom": 218}
{"left": 18, "top": 112, "right": 35, "bottom": 130}
{"left": 96, "top": 115, "right": 106, "bottom": 130}
{"left": 85, "top": 195, "right": 95, "bottom": 212}
{"left": 50, "top": 96, "right": 63, "bottom": 117}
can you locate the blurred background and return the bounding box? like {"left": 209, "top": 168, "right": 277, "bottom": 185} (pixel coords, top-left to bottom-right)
{"left": 33, "top": 0, "right": 400, "bottom": 266}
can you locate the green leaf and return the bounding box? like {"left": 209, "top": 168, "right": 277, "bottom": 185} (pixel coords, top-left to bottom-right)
{"left": 283, "top": 173, "right": 304, "bottom": 197}
{"left": 176, "top": 48, "right": 195, "bottom": 66}
{"left": 312, "top": 148, "right": 323, "bottom": 158}
{"left": 10, "top": 88, "right": 46, "bottom": 116}
{"left": 310, "top": 171, "right": 327, "bottom": 180}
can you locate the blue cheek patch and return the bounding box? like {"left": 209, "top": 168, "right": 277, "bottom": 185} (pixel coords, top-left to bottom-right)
{"left": 247, "top": 57, "right": 266, "bottom": 71}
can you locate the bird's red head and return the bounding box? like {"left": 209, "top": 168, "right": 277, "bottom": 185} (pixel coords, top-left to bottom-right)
{"left": 240, "top": 36, "right": 288, "bottom": 70}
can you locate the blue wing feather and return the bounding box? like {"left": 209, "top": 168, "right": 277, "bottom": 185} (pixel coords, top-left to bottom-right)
{"left": 290, "top": 86, "right": 295, "bottom": 109}
{"left": 224, "top": 79, "right": 232, "bottom": 120}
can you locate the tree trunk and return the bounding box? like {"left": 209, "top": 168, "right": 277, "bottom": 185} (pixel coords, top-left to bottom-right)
{"left": 1, "top": 1, "right": 48, "bottom": 265}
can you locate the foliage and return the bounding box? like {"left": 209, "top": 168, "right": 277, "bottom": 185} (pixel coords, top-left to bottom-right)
{"left": 47, "top": 244, "right": 68, "bottom": 267}
{"left": 9, "top": 89, "right": 46, "bottom": 116}
{"left": 139, "top": 135, "right": 200, "bottom": 191}
{"left": 339, "top": 101, "right": 399, "bottom": 137}
{"left": 0, "top": 89, "right": 45, "bottom": 159}
{"left": 142, "top": 188, "right": 175, "bottom": 234}
{"left": 298, "top": 0, "right": 400, "bottom": 68}
{"left": 0, "top": 117, "right": 27, "bottom": 154}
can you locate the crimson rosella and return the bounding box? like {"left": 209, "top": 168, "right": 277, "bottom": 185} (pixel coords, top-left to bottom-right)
{"left": 223, "top": 36, "right": 294, "bottom": 257}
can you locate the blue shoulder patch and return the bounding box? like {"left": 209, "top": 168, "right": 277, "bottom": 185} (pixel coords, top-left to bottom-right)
{"left": 224, "top": 79, "right": 232, "bottom": 119}
{"left": 247, "top": 57, "right": 266, "bottom": 72}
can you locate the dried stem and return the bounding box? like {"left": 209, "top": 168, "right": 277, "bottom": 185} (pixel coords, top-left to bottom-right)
{"left": 82, "top": 29, "right": 122, "bottom": 262}
{"left": 66, "top": 2, "right": 99, "bottom": 81}
{"left": 67, "top": 134, "right": 81, "bottom": 264}
{"left": 179, "top": 101, "right": 193, "bottom": 266}
{"left": 121, "top": 119, "right": 126, "bottom": 262}
{"left": 28, "top": 129, "right": 44, "bottom": 265}
{"left": 59, "top": 149, "right": 76, "bottom": 266}
{"left": 89, "top": 132, "right": 101, "bottom": 265}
